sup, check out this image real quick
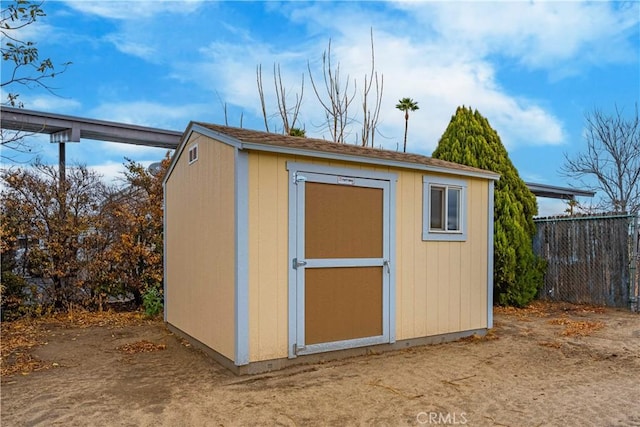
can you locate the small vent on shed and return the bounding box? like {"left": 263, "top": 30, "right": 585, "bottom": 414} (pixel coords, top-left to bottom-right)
{"left": 188, "top": 144, "right": 198, "bottom": 164}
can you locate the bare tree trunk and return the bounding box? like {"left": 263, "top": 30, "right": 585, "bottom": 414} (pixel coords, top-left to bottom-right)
{"left": 273, "top": 64, "right": 304, "bottom": 135}
{"left": 360, "top": 29, "right": 383, "bottom": 147}
{"left": 257, "top": 63, "right": 304, "bottom": 135}
{"left": 403, "top": 112, "right": 409, "bottom": 152}
{"left": 256, "top": 65, "right": 270, "bottom": 132}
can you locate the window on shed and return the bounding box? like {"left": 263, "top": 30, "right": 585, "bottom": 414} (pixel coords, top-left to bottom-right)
{"left": 188, "top": 144, "right": 198, "bottom": 164}
{"left": 423, "top": 176, "right": 467, "bottom": 241}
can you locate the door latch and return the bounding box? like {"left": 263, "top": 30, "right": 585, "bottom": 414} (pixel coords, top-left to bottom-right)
{"left": 292, "top": 258, "right": 307, "bottom": 269}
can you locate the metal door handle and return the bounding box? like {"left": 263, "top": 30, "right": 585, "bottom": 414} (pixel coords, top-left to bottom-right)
{"left": 293, "top": 258, "right": 307, "bottom": 269}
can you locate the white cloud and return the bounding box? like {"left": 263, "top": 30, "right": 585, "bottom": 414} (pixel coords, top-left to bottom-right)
{"left": 208, "top": 12, "right": 565, "bottom": 153}
{"left": 537, "top": 198, "right": 569, "bottom": 218}
{"left": 88, "top": 159, "right": 161, "bottom": 186}
{"left": 0, "top": 133, "right": 56, "bottom": 166}
{"left": 91, "top": 141, "right": 171, "bottom": 161}
{"left": 166, "top": 1, "right": 586, "bottom": 154}
{"left": 400, "top": 1, "right": 639, "bottom": 71}
{"left": 366, "top": 45, "right": 566, "bottom": 151}
{"left": 88, "top": 101, "right": 202, "bottom": 130}
{"left": 3, "top": 19, "right": 55, "bottom": 44}
{"left": 62, "top": 0, "right": 205, "bottom": 20}
{"left": 87, "top": 161, "right": 129, "bottom": 185}
{"left": 27, "top": 96, "right": 82, "bottom": 114}
{"left": 103, "top": 34, "right": 156, "bottom": 60}
{"left": 45, "top": 1, "right": 636, "bottom": 159}
{"left": 61, "top": 0, "right": 206, "bottom": 60}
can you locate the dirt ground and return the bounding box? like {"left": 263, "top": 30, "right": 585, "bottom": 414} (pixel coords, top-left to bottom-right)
{"left": 1, "top": 302, "right": 639, "bottom": 427}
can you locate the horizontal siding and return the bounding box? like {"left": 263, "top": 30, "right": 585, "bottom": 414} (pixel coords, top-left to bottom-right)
{"left": 165, "top": 134, "right": 236, "bottom": 360}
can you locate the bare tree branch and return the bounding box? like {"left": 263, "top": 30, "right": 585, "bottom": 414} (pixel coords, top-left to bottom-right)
{"left": 561, "top": 104, "right": 640, "bottom": 213}
{"left": 360, "top": 28, "right": 383, "bottom": 147}
{"left": 1, "top": 126, "right": 47, "bottom": 162}
{"left": 256, "top": 64, "right": 270, "bottom": 132}
{"left": 273, "top": 64, "right": 304, "bottom": 135}
{"left": 1, "top": 1, "right": 71, "bottom": 159}
{"left": 308, "top": 39, "right": 356, "bottom": 143}
{"left": 257, "top": 63, "right": 304, "bottom": 135}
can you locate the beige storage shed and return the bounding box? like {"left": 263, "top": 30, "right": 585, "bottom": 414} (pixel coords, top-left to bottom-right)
{"left": 163, "top": 123, "right": 499, "bottom": 374}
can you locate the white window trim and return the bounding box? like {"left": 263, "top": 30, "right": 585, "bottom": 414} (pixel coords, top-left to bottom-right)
{"left": 188, "top": 143, "right": 198, "bottom": 164}
{"left": 422, "top": 176, "right": 468, "bottom": 242}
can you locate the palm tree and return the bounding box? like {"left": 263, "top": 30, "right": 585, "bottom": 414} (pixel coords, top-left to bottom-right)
{"left": 395, "top": 98, "right": 419, "bottom": 152}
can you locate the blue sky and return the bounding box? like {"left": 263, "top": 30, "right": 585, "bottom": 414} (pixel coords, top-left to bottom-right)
{"left": 2, "top": 0, "right": 639, "bottom": 215}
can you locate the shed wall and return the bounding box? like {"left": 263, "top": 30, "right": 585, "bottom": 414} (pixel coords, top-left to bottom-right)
{"left": 246, "top": 152, "right": 489, "bottom": 362}
{"left": 165, "top": 133, "right": 236, "bottom": 360}
{"left": 395, "top": 171, "right": 488, "bottom": 340}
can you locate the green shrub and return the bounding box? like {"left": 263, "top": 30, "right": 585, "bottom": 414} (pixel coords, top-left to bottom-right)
{"left": 432, "top": 106, "right": 546, "bottom": 307}
{"left": 1, "top": 271, "right": 27, "bottom": 321}
{"left": 142, "top": 285, "right": 163, "bottom": 318}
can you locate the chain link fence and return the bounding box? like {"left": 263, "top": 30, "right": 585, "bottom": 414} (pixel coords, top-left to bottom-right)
{"left": 533, "top": 214, "right": 639, "bottom": 311}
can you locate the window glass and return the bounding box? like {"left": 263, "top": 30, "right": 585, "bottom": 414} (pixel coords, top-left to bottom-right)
{"left": 423, "top": 176, "right": 468, "bottom": 242}
{"left": 447, "top": 188, "right": 460, "bottom": 231}
{"left": 430, "top": 186, "right": 444, "bottom": 230}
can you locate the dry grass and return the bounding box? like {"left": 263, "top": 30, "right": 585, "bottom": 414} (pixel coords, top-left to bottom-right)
{"left": 1, "top": 310, "right": 150, "bottom": 377}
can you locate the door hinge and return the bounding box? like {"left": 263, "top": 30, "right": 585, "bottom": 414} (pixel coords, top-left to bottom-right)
{"left": 292, "top": 258, "right": 307, "bottom": 269}
{"left": 294, "top": 173, "right": 307, "bottom": 184}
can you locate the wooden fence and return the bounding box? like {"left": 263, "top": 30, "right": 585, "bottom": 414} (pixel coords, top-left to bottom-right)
{"left": 533, "top": 214, "right": 639, "bottom": 310}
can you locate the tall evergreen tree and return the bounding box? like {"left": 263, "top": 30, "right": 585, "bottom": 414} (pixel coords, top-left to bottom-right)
{"left": 432, "top": 106, "right": 545, "bottom": 306}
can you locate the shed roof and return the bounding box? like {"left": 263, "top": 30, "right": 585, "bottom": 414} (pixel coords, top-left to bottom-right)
{"left": 188, "top": 122, "right": 500, "bottom": 181}
{"left": 524, "top": 182, "right": 595, "bottom": 200}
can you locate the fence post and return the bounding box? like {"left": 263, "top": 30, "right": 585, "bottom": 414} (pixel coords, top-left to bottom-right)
{"left": 630, "top": 215, "right": 639, "bottom": 313}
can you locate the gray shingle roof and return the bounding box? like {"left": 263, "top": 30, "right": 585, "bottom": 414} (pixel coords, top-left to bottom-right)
{"left": 194, "top": 122, "right": 499, "bottom": 179}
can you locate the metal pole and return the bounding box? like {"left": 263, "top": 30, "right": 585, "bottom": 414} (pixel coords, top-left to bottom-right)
{"left": 59, "top": 141, "right": 66, "bottom": 186}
